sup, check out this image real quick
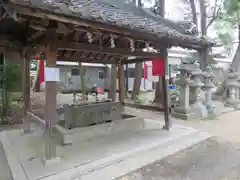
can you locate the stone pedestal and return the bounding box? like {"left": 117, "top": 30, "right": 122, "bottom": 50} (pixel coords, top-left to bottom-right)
{"left": 63, "top": 101, "right": 123, "bottom": 129}
{"left": 189, "top": 63, "right": 208, "bottom": 118}
{"left": 203, "top": 66, "right": 216, "bottom": 115}
{"left": 225, "top": 69, "right": 240, "bottom": 109}
{"left": 172, "top": 64, "right": 195, "bottom": 120}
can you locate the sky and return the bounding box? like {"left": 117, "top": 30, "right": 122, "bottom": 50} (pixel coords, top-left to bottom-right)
{"left": 142, "top": 0, "right": 186, "bottom": 20}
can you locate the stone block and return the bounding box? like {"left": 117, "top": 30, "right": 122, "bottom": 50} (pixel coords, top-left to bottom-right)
{"left": 64, "top": 101, "right": 123, "bottom": 128}
{"left": 56, "top": 115, "right": 145, "bottom": 145}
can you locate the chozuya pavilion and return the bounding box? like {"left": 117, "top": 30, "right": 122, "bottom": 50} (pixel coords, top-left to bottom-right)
{"left": 0, "top": 0, "right": 213, "bottom": 179}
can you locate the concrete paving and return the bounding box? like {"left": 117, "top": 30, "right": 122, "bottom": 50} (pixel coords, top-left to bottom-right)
{"left": 1, "top": 92, "right": 240, "bottom": 180}
{"left": 0, "top": 120, "right": 210, "bottom": 180}
{"left": 118, "top": 138, "right": 240, "bottom": 180}
{"left": 0, "top": 140, "right": 13, "bottom": 180}
{"left": 125, "top": 106, "right": 240, "bottom": 143}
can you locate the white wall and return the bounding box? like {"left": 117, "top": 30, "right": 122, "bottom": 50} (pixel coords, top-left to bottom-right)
{"left": 58, "top": 65, "right": 108, "bottom": 90}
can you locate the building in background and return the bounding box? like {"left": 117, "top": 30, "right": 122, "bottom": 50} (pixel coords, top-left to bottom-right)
{"left": 30, "top": 60, "right": 109, "bottom": 91}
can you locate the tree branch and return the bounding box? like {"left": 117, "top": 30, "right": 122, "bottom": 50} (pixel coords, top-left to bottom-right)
{"left": 189, "top": 0, "right": 198, "bottom": 29}
{"left": 206, "top": 1, "right": 222, "bottom": 30}
{"left": 199, "top": 0, "right": 207, "bottom": 35}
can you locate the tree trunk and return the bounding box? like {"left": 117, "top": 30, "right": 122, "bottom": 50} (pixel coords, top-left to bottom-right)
{"left": 131, "top": 62, "right": 142, "bottom": 100}
{"left": 199, "top": 0, "right": 208, "bottom": 70}
{"left": 108, "top": 64, "right": 117, "bottom": 101}
{"left": 189, "top": 0, "right": 198, "bottom": 28}
{"left": 199, "top": 0, "right": 207, "bottom": 36}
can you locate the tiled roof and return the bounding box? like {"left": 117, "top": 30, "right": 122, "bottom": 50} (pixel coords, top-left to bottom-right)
{"left": 8, "top": 0, "right": 214, "bottom": 48}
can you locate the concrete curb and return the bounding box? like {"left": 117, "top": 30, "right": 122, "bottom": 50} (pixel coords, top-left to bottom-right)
{"left": 43, "top": 130, "right": 206, "bottom": 180}
{"left": 77, "top": 131, "right": 212, "bottom": 180}
{"left": 0, "top": 127, "right": 212, "bottom": 180}
{"left": 0, "top": 131, "right": 28, "bottom": 180}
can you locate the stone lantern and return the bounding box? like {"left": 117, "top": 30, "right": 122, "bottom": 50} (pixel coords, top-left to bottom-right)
{"left": 172, "top": 63, "right": 195, "bottom": 120}
{"left": 190, "top": 62, "right": 208, "bottom": 118}
{"left": 203, "top": 66, "right": 216, "bottom": 115}
{"left": 225, "top": 68, "right": 240, "bottom": 109}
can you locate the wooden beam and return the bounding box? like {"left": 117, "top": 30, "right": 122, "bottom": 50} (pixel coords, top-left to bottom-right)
{"left": 44, "top": 23, "right": 58, "bottom": 161}
{"left": 55, "top": 41, "right": 164, "bottom": 58}
{"left": 27, "top": 31, "right": 44, "bottom": 42}
{"left": 23, "top": 51, "right": 31, "bottom": 133}
{"left": 31, "top": 55, "right": 119, "bottom": 64}
{"left": 123, "top": 58, "right": 150, "bottom": 64}
{"left": 162, "top": 47, "right": 171, "bottom": 130}
{"left": 30, "top": 54, "right": 153, "bottom": 64}
{"left": 109, "top": 64, "right": 117, "bottom": 101}
{"left": 118, "top": 63, "right": 125, "bottom": 104}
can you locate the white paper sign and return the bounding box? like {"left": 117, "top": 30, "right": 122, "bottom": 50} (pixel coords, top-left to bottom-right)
{"left": 45, "top": 67, "right": 60, "bottom": 82}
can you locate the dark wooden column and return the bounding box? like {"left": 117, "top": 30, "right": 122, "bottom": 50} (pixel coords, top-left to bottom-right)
{"left": 108, "top": 64, "right": 117, "bottom": 101}
{"left": 118, "top": 63, "right": 125, "bottom": 104}
{"left": 23, "top": 53, "right": 31, "bottom": 133}
{"left": 162, "top": 47, "right": 172, "bottom": 130}
{"left": 44, "top": 42, "right": 58, "bottom": 161}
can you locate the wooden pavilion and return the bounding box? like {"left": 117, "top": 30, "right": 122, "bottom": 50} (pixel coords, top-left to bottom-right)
{"left": 0, "top": 0, "right": 213, "bottom": 161}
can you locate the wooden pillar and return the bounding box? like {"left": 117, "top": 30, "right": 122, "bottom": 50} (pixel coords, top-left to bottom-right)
{"left": 108, "top": 64, "right": 117, "bottom": 101}
{"left": 118, "top": 63, "right": 125, "bottom": 104}
{"left": 162, "top": 48, "right": 172, "bottom": 130}
{"left": 23, "top": 53, "right": 31, "bottom": 133}
{"left": 44, "top": 42, "right": 58, "bottom": 161}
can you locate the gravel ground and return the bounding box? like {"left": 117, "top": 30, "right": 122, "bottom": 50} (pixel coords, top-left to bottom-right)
{"left": 118, "top": 138, "right": 240, "bottom": 180}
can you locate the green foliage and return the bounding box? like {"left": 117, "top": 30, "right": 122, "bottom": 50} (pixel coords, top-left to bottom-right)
{"left": 0, "top": 64, "right": 22, "bottom": 117}
{"left": 224, "top": 0, "right": 240, "bottom": 22}
{"left": 5, "top": 64, "right": 23, "bottom": 92}
{"left": 215, "top": 0, "right": 240, "bottom": 48}
{"left": 215, "top": 18, "right": 233, "bottom": 44}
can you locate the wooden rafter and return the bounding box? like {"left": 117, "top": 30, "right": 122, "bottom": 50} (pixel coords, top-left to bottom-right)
{"left": 31, "top": 55, "right": 119, "bottom": 64}
{"left": 56, "top": 41, "right": 163, "bottom": 58}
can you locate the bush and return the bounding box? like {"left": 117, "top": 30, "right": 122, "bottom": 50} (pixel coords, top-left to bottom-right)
{"left": 0, "top": 64, "right": 22, "bottom": 116}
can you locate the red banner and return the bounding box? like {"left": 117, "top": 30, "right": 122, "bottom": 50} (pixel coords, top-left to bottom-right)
{"left": 152, "top": 59, "right": 165, "bottom": 76}
{"left": 144, "top": 63, "right": 148, "bottom": 80}
{"left": 39, "top": 59, "right": 45, "bottom": 84}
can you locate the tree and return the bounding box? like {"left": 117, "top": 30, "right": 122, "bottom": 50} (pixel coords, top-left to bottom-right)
{"left": 0, "top": 56, "right": 22, "bottom": 117}
{"left": 180, "top": 0, "right": 224, "bottom": 69}
{"left": 214, "top": 0, "right": 240, "bottom": 96}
